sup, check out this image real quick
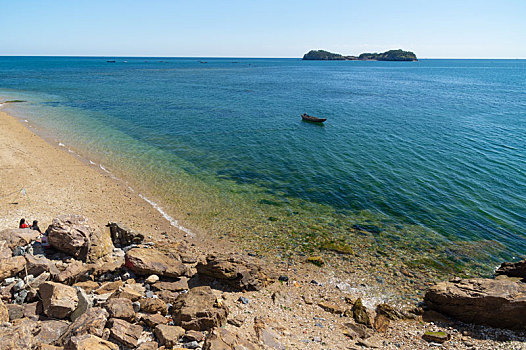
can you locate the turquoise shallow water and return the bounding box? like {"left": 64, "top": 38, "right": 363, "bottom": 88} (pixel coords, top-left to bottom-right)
{"left": 1, "top": 57, "right": 525, "bottom": 275}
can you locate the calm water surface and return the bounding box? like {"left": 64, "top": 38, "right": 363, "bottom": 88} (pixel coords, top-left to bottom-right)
{"left": 1, "top": 57, "right": 524, "bottom": 276}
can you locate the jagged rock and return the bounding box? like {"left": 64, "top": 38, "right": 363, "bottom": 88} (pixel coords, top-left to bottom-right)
{"left": 106, "top": 222, "right": 144, "bottom": 248}
{"left": 357, "top": 336, "right": 383, "bottom": 348}
{"left": 496, "top": 259, "right": 526, "bottom": 279}
{"left": 23, "top": 301, "right": 43, "bottom": 318}
{"left": 54, "top": 260, "right": 94, "bottom": 285}
{"left": 25, "top": 254, "right": 57, "bottom": 276}
{"left": 36, "top": 320, "right": 70, "bottom": 344}
{"left": 108, "top": 318, "right": 142, "bottom": 348}
{"left": 65, "top": 334, "right": 119, "bottom": 350}
{"left": 7, "top": 304, "right": 24, "bottom": 320}
{"left": 0, "top": 240, "right": 12, "bottom": 259}
{"left": 109, "top": 285, "right": 143, "bottom": 301}
{"left": 39, "top": 345, "right": 64, "bottom": 350}
{"left": 152, "top": 278, "right": 189, "bottom": 292}
{"left": 124, "top": 248, "right": 186, "bottom": 278}
{"left": 352, "top": 298, "right": 372, "bottom": 327}
{"left": 57, "top": 307, "right": 109, "bottom": 345}
{"left": 172, "top": 286, "right": 228, "bottom": 331}
{"left": 136, "top": 342, "right": 158, "bottom": 350}
{"left": 141, "top": 313, "right": 169, "bottom": 328}
{"left": 140, "top": 297, "right": 167, "bottom": 315}
{"left": 0, "top": 229, "right": 40, "bottom": 250}
{"left": 47, "top": 215, "right": 114, "bottom": 262}
{"left": 196, "top": 254, "right": 274, "bottom": 291}
{"left": 0, "top": 256, "right": 26, "bottom": 280}
{"left": 254, "top": 317, "right": 285, "bottom": 350}
{"left": 373, "top": 314, "right": 390, "bottom": 332}
{"left": 0, "top": 317, "right": 39, "bottom": 349}
{"left": 184, "top": 330, "right": 205, "bottom": 342}
{"left": 90, "top": 254, "right": 125, "bottom": 278}
{"left": 203, "top": 327, "right": 258, "bottom": 350}
{"left": 154, "top": 324, "right": 185, "bottom": 347}
{"left": 105, "top": 298, "right": 135, "bottom": 321}
{"left": 318, "top": 301, "right": 345, "bottom": 315}
{"left": 156, "top": 290, "right": 179, "bottom": 304}
{"left": 26, "top": 272, "right": 51, "bottom": 302}
{"left": 73, "top": 281, "right": 100, "bottom": 294}
{"left": 342, "top": 322, "right": 371, "bottom": 339}
{"left": 425, "top": 278, "right": 526, "bottom": 330}
{"left": 375, "top": 303, "right": 404, "bottom": 320}
{"left": 71, "top": 287, "right": 92, "bottom": 321}
{"left": 39, "top": 282, "right": 79, "bottom": 319}
{"left": 94, "top": 281, "right": 124, "bottom": 295}
{"left": 0, "top": 299, "right": 9, "bottom": 323}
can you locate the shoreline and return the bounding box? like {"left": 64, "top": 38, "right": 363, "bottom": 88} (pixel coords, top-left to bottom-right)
{"left": 0, "top": 105, "right": 483, "bottom": 307}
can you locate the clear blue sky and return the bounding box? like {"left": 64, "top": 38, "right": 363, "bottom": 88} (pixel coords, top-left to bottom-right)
{"left": 1, "top": 0, "right": 524, "bottom": 58}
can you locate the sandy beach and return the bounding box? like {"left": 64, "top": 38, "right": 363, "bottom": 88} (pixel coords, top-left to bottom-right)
{"left": 0, "top": 108, "right": 183, "bottom": 236}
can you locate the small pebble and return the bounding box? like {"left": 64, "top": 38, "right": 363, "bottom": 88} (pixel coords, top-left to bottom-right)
{"left": 238, "top": 296, "right": 250, "bottom": 304}
{"left": 278, "top": 275, "right": 289, "bottom": 282}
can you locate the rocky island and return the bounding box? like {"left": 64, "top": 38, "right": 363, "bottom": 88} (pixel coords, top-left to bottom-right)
{"left": 303, "top": 49, "right": 418, "bottom": 61}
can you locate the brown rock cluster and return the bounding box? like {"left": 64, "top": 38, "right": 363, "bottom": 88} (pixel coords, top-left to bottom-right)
{"left": 0, "top": 214, "right": 273, "bottom": 349}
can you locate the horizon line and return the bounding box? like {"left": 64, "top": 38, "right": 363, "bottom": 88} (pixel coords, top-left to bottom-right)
{"left": 1, "top": 55, "right": 525, "bottom": 60}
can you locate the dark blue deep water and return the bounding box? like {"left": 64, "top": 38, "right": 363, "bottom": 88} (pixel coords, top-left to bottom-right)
{"left": 1, "top": 57, "right": 525, "bottom": 274}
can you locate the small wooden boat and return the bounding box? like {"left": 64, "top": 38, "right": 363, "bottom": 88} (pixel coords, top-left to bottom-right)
{"left": 301, "top": 113, "right": 326, "bottom": 123}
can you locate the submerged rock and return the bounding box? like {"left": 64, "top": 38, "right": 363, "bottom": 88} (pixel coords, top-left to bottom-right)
{"left": 425, "top": 278, "right": 526, "bottom": 330}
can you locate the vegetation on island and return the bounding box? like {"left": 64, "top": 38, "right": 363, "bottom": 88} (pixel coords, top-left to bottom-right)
{"left": 303, "top": 49, "right": 417, "bottom": 61}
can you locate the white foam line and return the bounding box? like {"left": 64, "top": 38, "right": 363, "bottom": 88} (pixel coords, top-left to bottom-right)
{"left": 58, "top": 142, "right": 65, "bottom": 147}
{"left": 138, "top": 193, "right": 194, "bottom": 236}
{"left": 0, "top": 103, "right": 3, "bottom": 108}
{"left": 68, "top": 149, "right": 74, "bottom": 153}
{"left": 99, "top": 164, "right": 109, "bottom": 173}
{"left": 128, "top": 186, "right": 135, "bottom": 192}
{"left": 24, "top": 119, "right": 28, "bottom": 123}
{"left": 89, "top": 160, "right": 96, "bottom": 165}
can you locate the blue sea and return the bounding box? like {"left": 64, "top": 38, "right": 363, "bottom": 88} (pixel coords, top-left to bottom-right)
{"left": 1, "top": 57, "right": 525, "bottom": 277}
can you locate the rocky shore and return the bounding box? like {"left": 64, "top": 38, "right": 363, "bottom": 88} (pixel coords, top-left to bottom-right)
{"left": 0, "top": 214, "right": 525, "bottom": 350}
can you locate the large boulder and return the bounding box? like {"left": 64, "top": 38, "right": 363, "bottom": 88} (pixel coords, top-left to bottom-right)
{"left": 47, "top": 215, "right": 113, "bottom": 262}
{"left": 124, "top": 248, "right": 186, "bottom": 278}
{"left": 57, "top": 307, "right": 109, "bottom": 345}
{"left": 203, "top": 328, "right": 259, "bottom": 350}
{"left": 425, "top": 278, "right": 526, "bottom": 330}
{"left": 496, "top": 259, "right": 526, "bottom": 279}
{"left": 106, "top": 222, "right": 144, "bottom": 247}
{"left": 39, "top": 281, "right": 79, "bottom": 319}
{"left": 0, "top": 256, "right": 26, "bottom": 280}
{"left": 172, "top": 286, "right": 228, "bottom": 331}
{"left": 0, "top": 229, "right": 40, "bottom": 250}
{"left": 196, "top": 254, "right": 274, "bottom": 291}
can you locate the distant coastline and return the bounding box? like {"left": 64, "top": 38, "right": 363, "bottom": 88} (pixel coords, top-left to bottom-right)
{"left": 302, "top": 49, "right": 418, "bottom": 61}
